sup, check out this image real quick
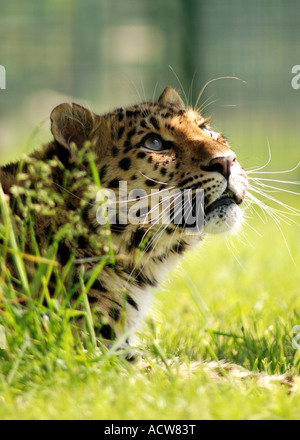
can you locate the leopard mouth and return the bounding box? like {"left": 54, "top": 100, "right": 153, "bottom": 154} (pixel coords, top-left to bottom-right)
{"left": 204, "top": 190, "right": 239, "bottom": 216}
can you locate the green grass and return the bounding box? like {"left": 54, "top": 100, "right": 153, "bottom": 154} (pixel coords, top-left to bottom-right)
{"left": 1, "top": 214, "right": 300, "bottom": 419}
{"left": 0, "top": 147, "right": 300, "bottom": 419}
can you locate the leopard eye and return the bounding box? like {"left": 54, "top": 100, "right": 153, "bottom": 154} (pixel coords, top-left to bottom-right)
{"left": 202, "top": 127, "right": 219, "bottom": 141}
{"left": 142, "top": 134, "right": 164, "bottom": 152}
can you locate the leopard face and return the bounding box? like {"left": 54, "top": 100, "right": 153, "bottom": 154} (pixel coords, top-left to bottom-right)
{"left": 50, "top": 86, "right": 247, "bottom": 238}
{"left": 1, "top": 86, "right": 248, "bottom": 351}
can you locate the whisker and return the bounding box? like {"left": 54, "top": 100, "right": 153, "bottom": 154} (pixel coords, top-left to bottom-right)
{"left": 248, "top": 177, "right": 300, "bottom": 185}
{"left": 139, "top": 69, "right": 147, "bottom": 106}
{"left": 245, "top": 140, "right": 272, "bottom": 173}
{"left": 140, "top": 193, "right": 176, "bottom": 227}
{"left": 248, "top": 185, "right": 300, "bottom": 216}
{"left": 169, "top": 65, "right": 189, "bottom": 106}
{"left": 188, "top": 71, "right": 197, "bottom": 108}
{"left": 142, "top": 191, "right": 183, "bottom": 231}
{"left": 246, "top": 192, "right": 297, "bottom": 266}
{"left": 195, "top": 94, "right": 215, "bottom": 113}
{"left": 241, "top": 218, "right": 263, "bottom": 238}
{"left": 152, "top": 81, "right": 160, "bottom": 105}
{"left": 246, "top": 191, "right": 299, "bottom": 227}
{"left": 197, "top": 98, "right": 218, "bottom": 115}
{"left": 247, "top": 160, "right": 300, "bottom": 175}
{"left": 225, "top": 237, "right": 245, "bottom": 269}
{"left": 194, "top": 76, "right": 246, "bottom": 112}
{"left": 138, "top": 170, "right": 177, "bottom": 187}
{"left": 112, "top": 186, "right": 176, "bottom": 205}
{"left": 53, "top": 182, "right": 96, "bottom": 206}
{"left": 245, "top": 200, "right": 268, "bottom": 224}
{"left": 249, "top": 180, "right": 300, "bottom": 196}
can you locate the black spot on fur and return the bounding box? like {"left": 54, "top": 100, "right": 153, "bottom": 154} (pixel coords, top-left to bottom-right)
{"left": 126, "top": 128, "right": 136, "bottom": 140}
{"left": 57, "top": 241, "right": 71, "bottom": 265}
{"left": 82, "top": 206, "right": 98, "bottom": 232}
{"left": 118, "top": 157, "right": 131, "bottom": 171}
{"left": 109, "top": 307, "right": 121, "bottom": 321}
{"left": 91, "top": 279, "right": 107, "bottom": 292}
{"left": 87, "top": 295, "right": 99, "bottom": 304}
{"left": 109, "top": 178, "right": 120, "bottom": 188}
{"left": 112, "top": 146, "right": 119, "bottom": 157}
{"left": 135, "top": 272, "right": 157, "bottom": 287}
{"left": 127, "top": 295, "right": 139, "bottom": 310}
{"left": 150, "top": 117, "right": 159, "bottom": 131}
{"left": 99, "top": 324, "right": 116, "bottom": 340}
{"left": 126, "top": 109, "right": 140, "bottom": 118}
{"left": 78, "top": 236, "right": 89, "bottom": 248}
{"left": 137, "top": 151, "right": 146, "bottom": 159}
{"left": 178, "top": 177, "right": 194, "bottom": 188}
{"left": 117, "top": 126, "right": 125, "bottom": 139}
{"left": 132, "top": 229, "right": 145, "bottom": 247}
{"left": 46, "top": 143, "right": 72, "bottom": 168}
{"left": 145, "top": 179, "right": 156, "bottom": 187}
{"left": 110, "top": 214, "right": 128, "bottom": 234}
{"left": 172, "top": 241, "right": 186, "bottom": 254}
{"left": 99, "top": 164, "right": 108, "bottom": 181}
{"left": 116, "top": 108, "right": 124, "bottom": 120}
{"left": 110, "top": 222, "right": 127, "bottom": 234}
{"left": 152, "top": 252, "right": 169, "bottom": 263}
{"left": 144, "top": 241, "right": 152, "bottom": 253}
{"left": 1, "top": 162, "right": 19, "bottom": 175}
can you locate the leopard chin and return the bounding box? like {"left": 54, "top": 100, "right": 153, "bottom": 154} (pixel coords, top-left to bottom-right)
{"left": 204, "top": 195, "right": 244, "bottom": 234}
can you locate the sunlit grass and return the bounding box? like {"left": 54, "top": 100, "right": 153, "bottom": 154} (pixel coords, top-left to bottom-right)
{"left": 0, "top": 136, "right": 300, "bottom": 419}
{"left": 1, "top": 199, "right": 300, "bottom": 419}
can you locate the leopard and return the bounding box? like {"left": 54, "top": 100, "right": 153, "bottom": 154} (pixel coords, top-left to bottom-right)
{"left": 0, "top": 86, "right": 248, "bottom": 358}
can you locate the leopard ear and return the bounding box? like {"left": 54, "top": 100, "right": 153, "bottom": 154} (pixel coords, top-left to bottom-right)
{"left": 50, "top": 103, "right": 96, "bottom": 149}
{"left": 158, "top": 86, "right": 185, "bottom": 108}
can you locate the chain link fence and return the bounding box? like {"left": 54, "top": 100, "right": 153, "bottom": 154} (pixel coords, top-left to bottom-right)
{"left": 0, "top": 0, "right": 299, "bottom": 165}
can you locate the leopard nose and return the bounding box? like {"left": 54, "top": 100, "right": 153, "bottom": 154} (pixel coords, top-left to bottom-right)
{"left": 207, "top": 154, "right": 236, "bottom": 179}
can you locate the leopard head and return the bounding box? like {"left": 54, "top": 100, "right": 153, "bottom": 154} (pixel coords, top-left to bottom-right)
{"left": 50, "top": 87, "right": 248, "bottom": 254}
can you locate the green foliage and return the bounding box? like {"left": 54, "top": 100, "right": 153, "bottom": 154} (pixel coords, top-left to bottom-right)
{"left": 0, "top": 150, "right": 300, "bottom": 419}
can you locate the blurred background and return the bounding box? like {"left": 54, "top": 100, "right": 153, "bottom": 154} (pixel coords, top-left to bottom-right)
{"left": 0, "top": 0, "right": 299, "bottom": 175}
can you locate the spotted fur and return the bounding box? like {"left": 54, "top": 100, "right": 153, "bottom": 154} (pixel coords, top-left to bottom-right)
{"left": 0, "top": 87, "right": 248, "bottom": 356}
